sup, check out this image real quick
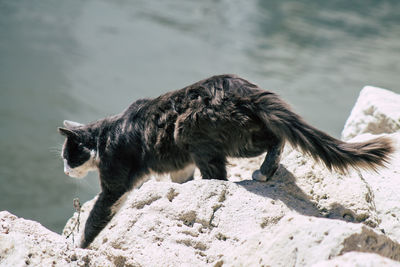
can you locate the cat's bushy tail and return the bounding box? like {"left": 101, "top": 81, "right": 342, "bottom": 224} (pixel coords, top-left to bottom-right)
{"left": 253, "top": 91, "right": 394, "bottom": 172}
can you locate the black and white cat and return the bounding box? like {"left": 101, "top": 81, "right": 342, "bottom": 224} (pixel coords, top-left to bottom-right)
{"left": 59, "top": 74, "right": 393, "bottom": 248}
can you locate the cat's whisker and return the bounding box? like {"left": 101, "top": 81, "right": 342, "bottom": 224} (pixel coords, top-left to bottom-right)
{"left": 49, "top": 144, "right": 63, "bottom": 155}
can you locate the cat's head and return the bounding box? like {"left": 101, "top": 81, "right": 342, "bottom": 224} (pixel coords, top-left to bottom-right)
{"left": 58, "top": 120, "right": 97, "bottom": 179}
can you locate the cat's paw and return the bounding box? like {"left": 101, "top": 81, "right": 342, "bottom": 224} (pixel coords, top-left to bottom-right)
{"left": 79, "top": 236, "right": 90, "bottom": 249}
{"left": 252, "top": 170, "right": 268, "bottom": 182}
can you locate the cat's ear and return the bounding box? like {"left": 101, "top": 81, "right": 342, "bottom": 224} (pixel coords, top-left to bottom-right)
{"left": 63, "top": 120, "right": 83, "bottom": 128}
{"left": 58, "top": 127, "right": 79, "bottom": 138}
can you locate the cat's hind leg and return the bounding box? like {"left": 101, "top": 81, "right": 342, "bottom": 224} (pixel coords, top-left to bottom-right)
{"left": 170, "top": 164, "right": 196, "bottom": 183}
{"left": 191, "top": 151, "right": 227, "bottom": 181}
{"left": 252, "top": 142, "right": 283, "bottom": 182}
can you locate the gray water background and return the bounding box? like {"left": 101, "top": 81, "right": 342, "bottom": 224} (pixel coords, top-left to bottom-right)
{"left": 0, "top": 0, "right": 399, "bottom": 233}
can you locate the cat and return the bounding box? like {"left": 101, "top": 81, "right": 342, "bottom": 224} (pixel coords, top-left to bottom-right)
{"left": 58, "top": 74, "right": 393, "bottom": 248}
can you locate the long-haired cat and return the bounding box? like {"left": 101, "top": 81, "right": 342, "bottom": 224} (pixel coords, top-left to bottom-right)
{"left": 58, "top": 74, "right": 393, "bottom": 248}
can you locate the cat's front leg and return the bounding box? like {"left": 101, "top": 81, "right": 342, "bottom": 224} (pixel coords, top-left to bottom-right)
{"left": 80, "top": 189, "right": 127, "bottom": 248}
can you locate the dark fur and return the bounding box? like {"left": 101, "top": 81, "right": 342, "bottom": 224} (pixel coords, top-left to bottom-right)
{"left": 58, "top": 74, "right": 393, "bottom": 248}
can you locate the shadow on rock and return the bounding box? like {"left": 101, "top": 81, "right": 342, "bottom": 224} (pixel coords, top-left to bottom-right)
{"left": 236, "top": 164, "right": 364, "bottom": 224}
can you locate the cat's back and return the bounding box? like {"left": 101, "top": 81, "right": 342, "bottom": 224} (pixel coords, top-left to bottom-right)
{"left": 132, "top": 74, "right": 262, "bottom": 129}
{"left": 183, "top": 74, "right": 260, "bottom": 97}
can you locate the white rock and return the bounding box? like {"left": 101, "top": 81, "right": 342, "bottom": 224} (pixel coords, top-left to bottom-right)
{"left": 223, "top": 216, "right": 400, "bottom": 266}
{"left": 342, "top": 86, "right": 400, "bottom": 141}
{"left": 63, "top": 179, "right": 400, "bottom": 266}
{"left": 0, "top": 211, "right": 112, "bottom": 267}
{"left": 351, "top": 133, "right": 400, "bottom": 243}
{"left": 277, "top": 145, "right": 380, "bottom": 227}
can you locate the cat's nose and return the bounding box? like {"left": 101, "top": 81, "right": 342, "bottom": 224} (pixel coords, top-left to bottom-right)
{"left": 64, "top": 170, "right": 70, "bottom": 176}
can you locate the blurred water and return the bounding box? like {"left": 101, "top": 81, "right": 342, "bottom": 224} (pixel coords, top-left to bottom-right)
{"left": 0, "top": 0, "right": 399, "bottom": 233}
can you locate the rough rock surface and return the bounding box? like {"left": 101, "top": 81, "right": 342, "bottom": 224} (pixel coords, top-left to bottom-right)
{"left": 1, "top": 86, "right": 400, "bottom": 267}
{"left": 342, "top": 86, "right": 400, "bottom": 141}
{"left": 0, "top": 211, "right": 112, "bottom": 266}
